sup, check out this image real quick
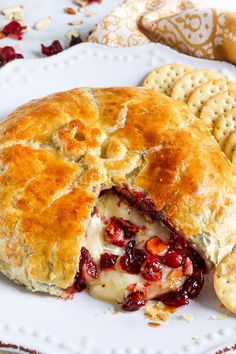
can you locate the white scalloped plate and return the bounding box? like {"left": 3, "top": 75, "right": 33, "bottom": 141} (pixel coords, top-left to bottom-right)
{"left": 0, "top": 43, "right": 236, "bottom": 354}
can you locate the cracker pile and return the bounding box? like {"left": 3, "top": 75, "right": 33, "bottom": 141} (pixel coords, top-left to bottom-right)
{"left": 214, "top": 246, "right": 236, "bottom": 315}
{"left": 143, "top": 64, "right": 236, "bottom": 167}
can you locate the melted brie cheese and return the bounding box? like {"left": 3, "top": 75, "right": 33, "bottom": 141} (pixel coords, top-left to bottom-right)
{"left": 84, "top": 190, "right": 186, "bottom": 304}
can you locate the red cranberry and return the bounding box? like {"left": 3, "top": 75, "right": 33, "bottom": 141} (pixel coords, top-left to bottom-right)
{"left": 41, "top": 40, "right": 63, "bottom": 57}
{"left": 145, "top": 236, "right": 169, "bottom": 256}
{"left": 70, "top": 35, "right": 82, "bottom": 47}
{"left": 140, "top": 256, "right": 163, "bottom": 281}
{"left": 157, "top": 290, "right": 189, "bottom": 307}
{"left": 0, "top": 46, "right": 23, "bottom": 67}
{"left": 162, "top": 251, "right": 183, "bottom": 268}
{"left": 100, "top": 253, "right": 118, "bottom": 270}
{"left": 3, "top": 20, "right": 25, "bottom": 40}
{"left": 183, "top": 257, "right": 193, "bottom": 276}
{"left": 117, "top": 218, "right": 140, "bottom": 238}
{"left": 120, "top": 240, "right": 146, "bottom": 274}
{"left": 133, "top": 191, "right": 145, "bottom": 200}
{"left": 73, "top": 247, "right": 98, "bottom": 292}
{"left": 121, "top": 291, "right": 145, "bottom": 311}
{"left": 73, "top": 271, "right": 87, "bottom": 293}
{"left": 169, "top": 233, "right": 188, "bottom": 250}
{"left": 81, "top": 247, "right": 98, "bottom": 280}
{"left": 105, "top": 219, "right": 125, "bottom": 247}
{"left": 105, "top": 217, "right": 139, "bottom": 246}
{"left": 183, "top": 271, "right": 204, "bottom": 299}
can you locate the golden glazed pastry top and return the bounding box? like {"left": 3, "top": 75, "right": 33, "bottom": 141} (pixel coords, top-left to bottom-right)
{"left": 0, "top": 87, "right": 236, "bottom": 296}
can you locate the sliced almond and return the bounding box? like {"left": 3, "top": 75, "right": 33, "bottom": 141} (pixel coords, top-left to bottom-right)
{"left": 74, "top": 0, "right": 89, "bottom": 7}
{"left": 2, "top": 5, "right": 24, "bottom": 20}
{"left": 34, "top": 16, "right": 52, "bottom": 31}
{"left": 66, "top": 28, "right": 80, "bottom": 41}
{"left": 64, "top": 7, "right": 77, "bottom": 15}
{"left": 68, "top": 19, "right": 83, "bottom": 26}
{"left": 79, "top": 7, "right": 95, "bottom": 16}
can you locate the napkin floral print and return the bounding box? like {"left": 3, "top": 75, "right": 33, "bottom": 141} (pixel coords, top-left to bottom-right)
{"left": 140, "top": 8, "right": 236, "bottom": 63}
{"left": 88, "top": 0, "right": 196, "bottom": 46}
{"left": 88, "top": 0, "right": 236, "bottom": 64}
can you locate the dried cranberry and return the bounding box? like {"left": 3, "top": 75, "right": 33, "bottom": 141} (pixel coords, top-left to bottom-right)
{"left": 73, "top": 247, "right": 98, "bottom": 292}
{"left": 81, "top": 247, "right": 98, "bottom": 279}
{"left": 141, "top": 256, "right": 163, "bottom": 281}
{"left": 121, "top": 291, "right": 145, "bottom": 311}
{"left": 183, "top": 271, "right": 204, "bottom": 299}
{"left": 69, "top": 35, "right": 82, "bottom": 47}
{"left": 41, "top": 40, "right": 63, "bottom": 57}
{"left": 133, "top": 191, "right": 145, "bottom": 200}
{"left": 168, "top": 232, "right": 188, "bottom": 250}
{"left": 3, "top": 20, "right": 25, "bottom": 40}
{"left": 105, "top": 219, "right": 125, "bottom": 247}
{"left": 162, "top": 251, "right": 183, "bottom": 268}
{"left": 117, "top": 218, "right": 140, "bottom": 238}
{"left": 120, "top": 240, "right": 146, "bottom": 274}
{"left": 100, "top": 253, "right": 118, "bottom": 270}
{"left": 183, "top": 257, "right": 193, "bottom": 276}
{"left": 73, "top": 271, "right": 87, "bottom": 293}
{"left": 145, "top": 236, "right": 169, "bottom": 256}
{"left": 191, "top": 249, "right": 207, "bottom": 273}
{"left": 157, "top": 290, "right": 189, "bottom": 307}
{"left": 0, "top": 46, "right": 23, "bottom": 67}
{"left": 105, "top": 217, "right": 139, "bottom": 246}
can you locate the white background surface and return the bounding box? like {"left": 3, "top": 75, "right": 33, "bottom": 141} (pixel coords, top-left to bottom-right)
{"left": 0, "top": 42, "right": 235, "bottom": 354}
{"left": 0, "top": 0, "right": 123, "bottom": 58}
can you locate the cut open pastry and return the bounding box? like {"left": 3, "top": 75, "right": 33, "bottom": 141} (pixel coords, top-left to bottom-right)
{"left": 0, "top": 88, "right": 235, "bottom": 313}
{"left": 72, "top": 188, "right": 205, "bottom": 311}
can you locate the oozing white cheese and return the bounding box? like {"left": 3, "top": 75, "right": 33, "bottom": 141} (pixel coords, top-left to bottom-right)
{"left": 89, "top": 270, "right": 141, "bottom": 303}
{"left": 84, "top": 190, "right": 186, "bottom": 304}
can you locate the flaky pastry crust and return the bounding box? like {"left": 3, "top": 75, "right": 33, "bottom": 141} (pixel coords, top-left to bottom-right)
{"left": 0, "top": 87, "right": 236, "bottom": 296}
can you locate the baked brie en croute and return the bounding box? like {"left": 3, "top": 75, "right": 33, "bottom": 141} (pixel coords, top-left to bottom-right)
{"left": 0, "top": 87, "right": 236, "bottom": 312}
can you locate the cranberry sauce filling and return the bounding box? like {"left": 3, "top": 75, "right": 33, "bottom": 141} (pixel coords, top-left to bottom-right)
{"left": 69, "top": 187, "right": 206, "bottom": 312}
{"left": 120, "top": 240, "right": 146, "bottom": 274}
{"left": 114, "top": 186, "right": 159, "bottom": 221}
{"left": 100, "top": 253, "right": 119, "bottom": 270}
{"left": 69, "top": 247, "right": 98, "bottom": 294}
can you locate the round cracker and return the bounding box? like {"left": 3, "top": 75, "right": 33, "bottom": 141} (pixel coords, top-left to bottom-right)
{"left": 171, "top": 69, "right": 224, "bottom": 102}
{"left": 214, "top": 247, "right": 236, "bottom": 315}
{"left": 200, "top": 90, "right": 236, "bottom": 129}
{"left": 143, "top": 64, "right": 192, "bottom": 96}
{"left": 187, "top": 79, "right": 236, "bottom": 117}
{"left": 213, "top": 107, "right": 236, "bottom": 148}
{"left": 224, "top": 131, "right": 236, "bottom": 161}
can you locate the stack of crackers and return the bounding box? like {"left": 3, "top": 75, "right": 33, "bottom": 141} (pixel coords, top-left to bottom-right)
{"left": 144, "top": 64, "right": 236, "bottom": 167}
{"left": 143, "top": 64, "right": 236, "bottom": 315}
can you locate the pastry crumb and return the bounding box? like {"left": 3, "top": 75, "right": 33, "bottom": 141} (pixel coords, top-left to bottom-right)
{"left": 68, "top": 19, "right": 83, "bottom": 26}
{"left": 181, "top": 312, "right": 194, "bottom": 323}
{"left": 145, "top": 301, "right": 176, "bottom": 322}
{"left": 148, "top": 322, "right": 160, "bottom": 327}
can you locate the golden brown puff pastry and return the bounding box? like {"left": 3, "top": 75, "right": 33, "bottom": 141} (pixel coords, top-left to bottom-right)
{"left": 0, "top": 88, "right": 236, "bottom": 310}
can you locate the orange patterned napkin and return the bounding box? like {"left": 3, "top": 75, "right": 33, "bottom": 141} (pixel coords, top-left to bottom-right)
{"left": 88, "top": 0, "right": 236, "bottom": 64}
